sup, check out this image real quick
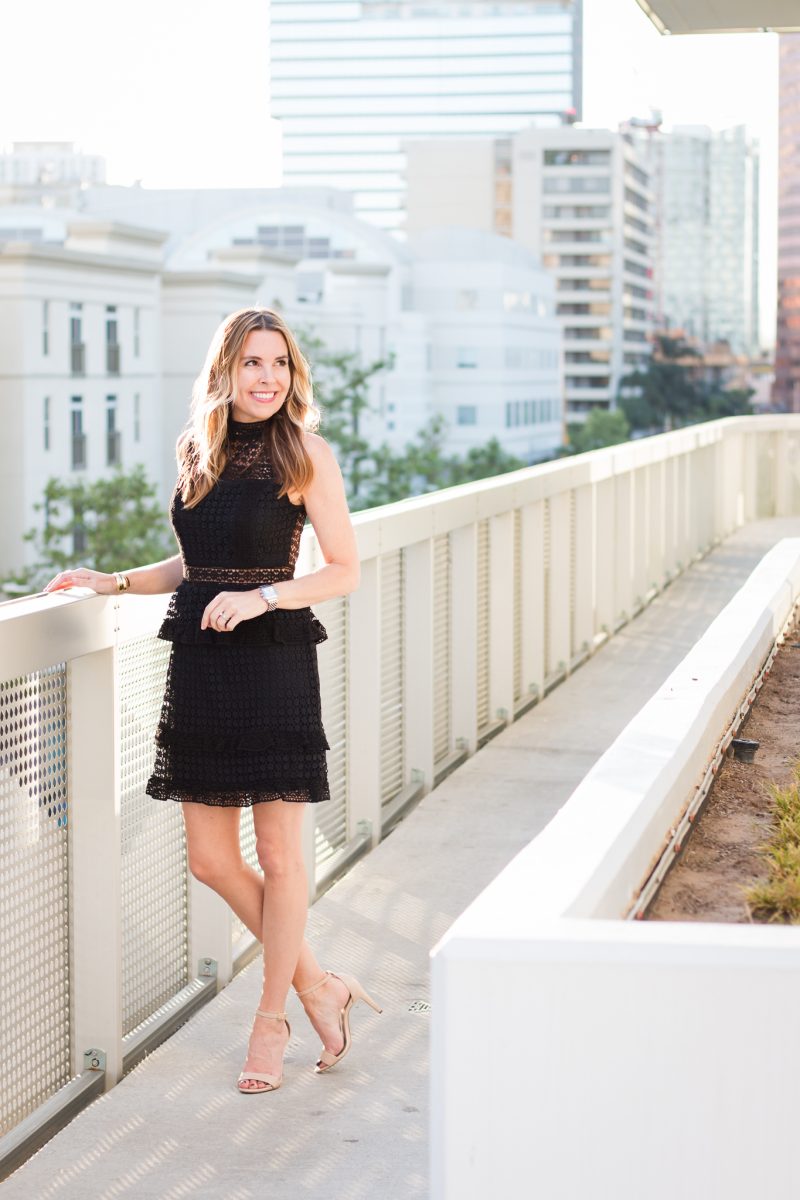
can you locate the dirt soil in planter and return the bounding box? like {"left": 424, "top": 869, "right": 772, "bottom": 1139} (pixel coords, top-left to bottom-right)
{"left": 646, "top": 620, "right": 800, "bottom": 923}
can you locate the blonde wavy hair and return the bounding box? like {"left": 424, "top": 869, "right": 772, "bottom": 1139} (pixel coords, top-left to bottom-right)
{"left": 176, "top": 307, "right": 320, "bottom": 508}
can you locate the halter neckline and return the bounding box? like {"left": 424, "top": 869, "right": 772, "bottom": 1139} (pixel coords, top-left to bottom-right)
{"left": 228, "top": 413, "right": 271, "bottom": 437}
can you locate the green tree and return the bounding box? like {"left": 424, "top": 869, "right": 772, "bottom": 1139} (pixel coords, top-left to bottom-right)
{"left": 618, "top": 334, "right": 703, "bottom": 432}
{"left": 701, "top": 387, "right": 755, "bottom": 419}
{"left": 2, "top": 465, "right": 175, "bottom": 595}
{"left": 617, "top": 335, "right": 756, "bottom": 432}
{"left": 358, "top": 414, "right": 449, "bottom": 509}
{"left": 296, "top": 327, "right": 528, "bottom": 505}
{"left": 447, "top": 437, "right": 526, "bottom": 484}
{"left": 295, "top": 325, "right": 394, "bottom": 501}
{"left": 298, "top": 325, "right": 574, "bottom": 507}
{"left": 566, "top": 408, "right": 631, "bottom": 454}
{"left": 358, "top": 416, "right": 528, "bottom": 508}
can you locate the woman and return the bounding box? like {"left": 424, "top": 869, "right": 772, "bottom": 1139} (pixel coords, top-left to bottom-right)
{"left": 44, "top": 307, "right": 382, "bottom": 1095}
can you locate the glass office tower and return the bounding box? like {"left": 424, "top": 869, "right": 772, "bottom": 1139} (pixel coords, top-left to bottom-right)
{"left": 269, "top": 0, "right": 583, "bottom": 234}
{"left": 656, "top": 125, "right": 759, "bottom": 355}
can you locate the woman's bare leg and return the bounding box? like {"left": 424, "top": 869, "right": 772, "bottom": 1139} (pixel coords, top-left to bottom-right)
{"left": 237, "top": 798, "right": 309, "bottom": 1089}
{"left": 182, "top": 801, "right": 351, "bottom": 1086}
{"left": 182, "top": 801, "right": 326, "bottom": 986}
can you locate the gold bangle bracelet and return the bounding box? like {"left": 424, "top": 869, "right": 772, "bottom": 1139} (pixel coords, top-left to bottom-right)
{"left": 114, "top": 572, "right": 131, "bottom": 593}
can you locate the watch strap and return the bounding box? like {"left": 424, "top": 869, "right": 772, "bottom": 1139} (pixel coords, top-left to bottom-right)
{"left": 258, "top": 584, "right": 279, "bottom": 612}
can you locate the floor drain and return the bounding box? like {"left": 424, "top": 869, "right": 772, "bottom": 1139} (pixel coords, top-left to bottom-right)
{"left": 408, "top": 1000, "right": 431, "bottom": 1013}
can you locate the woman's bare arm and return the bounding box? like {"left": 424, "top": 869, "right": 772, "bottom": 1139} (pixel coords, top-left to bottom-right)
{"left": 43, "top": 552, "right": 185, "bottom": 596}
{"left": 270, "top": 434, "right": 360, "bottom": 610}
{"left": 123, "top": 553, "right": 185, "bottom": 594}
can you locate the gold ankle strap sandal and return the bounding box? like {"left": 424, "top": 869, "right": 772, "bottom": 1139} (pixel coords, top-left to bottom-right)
{"left": 236, "top": 1010, "right": 291, "bottom": 1094}
{"left": 295, "top": 970, "right": 384, "bottom": 1074}
{"left": 295, "top": 975, "right": 329, "bottom": 998}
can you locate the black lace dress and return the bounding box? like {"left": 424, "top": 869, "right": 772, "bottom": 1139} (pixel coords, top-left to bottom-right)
{"left": 145, "top": 414, "right": 330, "bottom": 806}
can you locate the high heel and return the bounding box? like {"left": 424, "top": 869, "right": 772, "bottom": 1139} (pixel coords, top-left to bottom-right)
{"left": 296, "top": 969, "right": 383, "bottom": 1074}
{"left": 236, "top": 1009, "right": 291, "bottom": 1094}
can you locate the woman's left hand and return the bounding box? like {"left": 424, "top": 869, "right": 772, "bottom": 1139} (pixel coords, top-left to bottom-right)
{"left": 201, "top": 589, "right": 269, "bottom": 632}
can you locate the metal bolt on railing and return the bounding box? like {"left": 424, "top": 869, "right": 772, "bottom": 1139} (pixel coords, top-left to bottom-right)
{"left": 356, "top": 818, "right": 373, "bottom": 839}
{"left": 84, "top": 1048, "right": 106, "bottom": 1072}
{"left": 496, "top": 707, "right": 509, "bottom": 722}
{"left": 198, "top": 958, "right": 218, "bottom": 980}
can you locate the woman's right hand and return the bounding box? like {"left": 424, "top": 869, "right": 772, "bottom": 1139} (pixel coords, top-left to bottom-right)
{"left": 43, "top": 567, "right": 118, "bottom": 595}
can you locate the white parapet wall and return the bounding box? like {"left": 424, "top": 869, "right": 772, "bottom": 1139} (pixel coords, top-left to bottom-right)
{"left": 430, "top": 538, "right": 800, "bottom": 1200}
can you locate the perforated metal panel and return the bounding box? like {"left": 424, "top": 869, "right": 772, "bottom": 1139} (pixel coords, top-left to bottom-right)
{"left": 432, "top": 534, "right": 452, "bottom": 764}
{"left": 543, "top": 500, "right": 551, "bottom": 680}
{"left": 513, "top": 509, "right": 522, "bottom": 703}
{"left": 476, "top": 519, "right": 490, "bottom": 733}
{"left": 701, "top": 444, "right": 716, "bottom": 548}
{"left": 569, "top": 490, "right": 577, "bottom": 660}
{"left": 0, "top": 665, "right": 71, "bottom": 1136}
{"left": 692, "top": 451, "right": 706, "bottom": 553}
{"left": 380, "top": 550, "right": 405, "bottom": 805}
{"left": 119, "top": 637, "right": 188, "bottom": 1036}
{"left": 314, "top": 596, "right": 349, "bottom": 868}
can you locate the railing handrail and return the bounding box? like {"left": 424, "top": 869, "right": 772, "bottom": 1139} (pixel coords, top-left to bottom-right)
{"left": 347, "top": 414, "right": 786, "bottom": 534}
{"left": 1, "top": 415, "right": 794, "bottom": 618}
{"left": 3, "top": 413, "right": 797, "bottom": 628}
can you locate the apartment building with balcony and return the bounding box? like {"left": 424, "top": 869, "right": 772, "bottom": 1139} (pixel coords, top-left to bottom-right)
{"left": 406, "top": 124, "right": 655, "bottom": 421}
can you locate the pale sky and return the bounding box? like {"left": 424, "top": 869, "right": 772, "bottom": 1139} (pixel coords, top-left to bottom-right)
{"left": 3, "top": 0, "right": 779, "bottom": 345}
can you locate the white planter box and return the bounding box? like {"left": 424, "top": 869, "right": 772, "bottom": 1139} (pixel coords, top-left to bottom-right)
{"left": 431, "top": 538, "right": 800, "bottom": 1200}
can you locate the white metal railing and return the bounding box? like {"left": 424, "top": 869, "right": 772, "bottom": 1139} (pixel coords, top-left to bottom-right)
{"left": 1, "top": 414, "right": 800, "bottom": 1160}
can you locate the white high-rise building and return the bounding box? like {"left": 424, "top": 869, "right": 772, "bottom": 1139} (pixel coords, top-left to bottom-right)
{"left": 269, "top": 0, "right": 583, "bottom": 234}
{"left": 406, "top": 124, "right": 655, "bottom": 421}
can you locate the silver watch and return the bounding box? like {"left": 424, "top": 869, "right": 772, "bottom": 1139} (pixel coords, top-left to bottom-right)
{"left": 258, "top": 584, "right": 279, "bottom": 612}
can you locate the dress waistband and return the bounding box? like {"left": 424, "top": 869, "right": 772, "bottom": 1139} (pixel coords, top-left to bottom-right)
{"left": 183, "top": 564, "right": 293, "bottom": 585}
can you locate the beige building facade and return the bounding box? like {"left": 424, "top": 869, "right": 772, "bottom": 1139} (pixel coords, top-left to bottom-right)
{"left": 406, "top": 125, "right": 655, "bottom": 421}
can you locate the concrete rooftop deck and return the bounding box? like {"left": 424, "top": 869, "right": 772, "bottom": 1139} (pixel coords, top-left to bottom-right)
{"left": 6, "top": 517, "right": 800, "bottom": 1200}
